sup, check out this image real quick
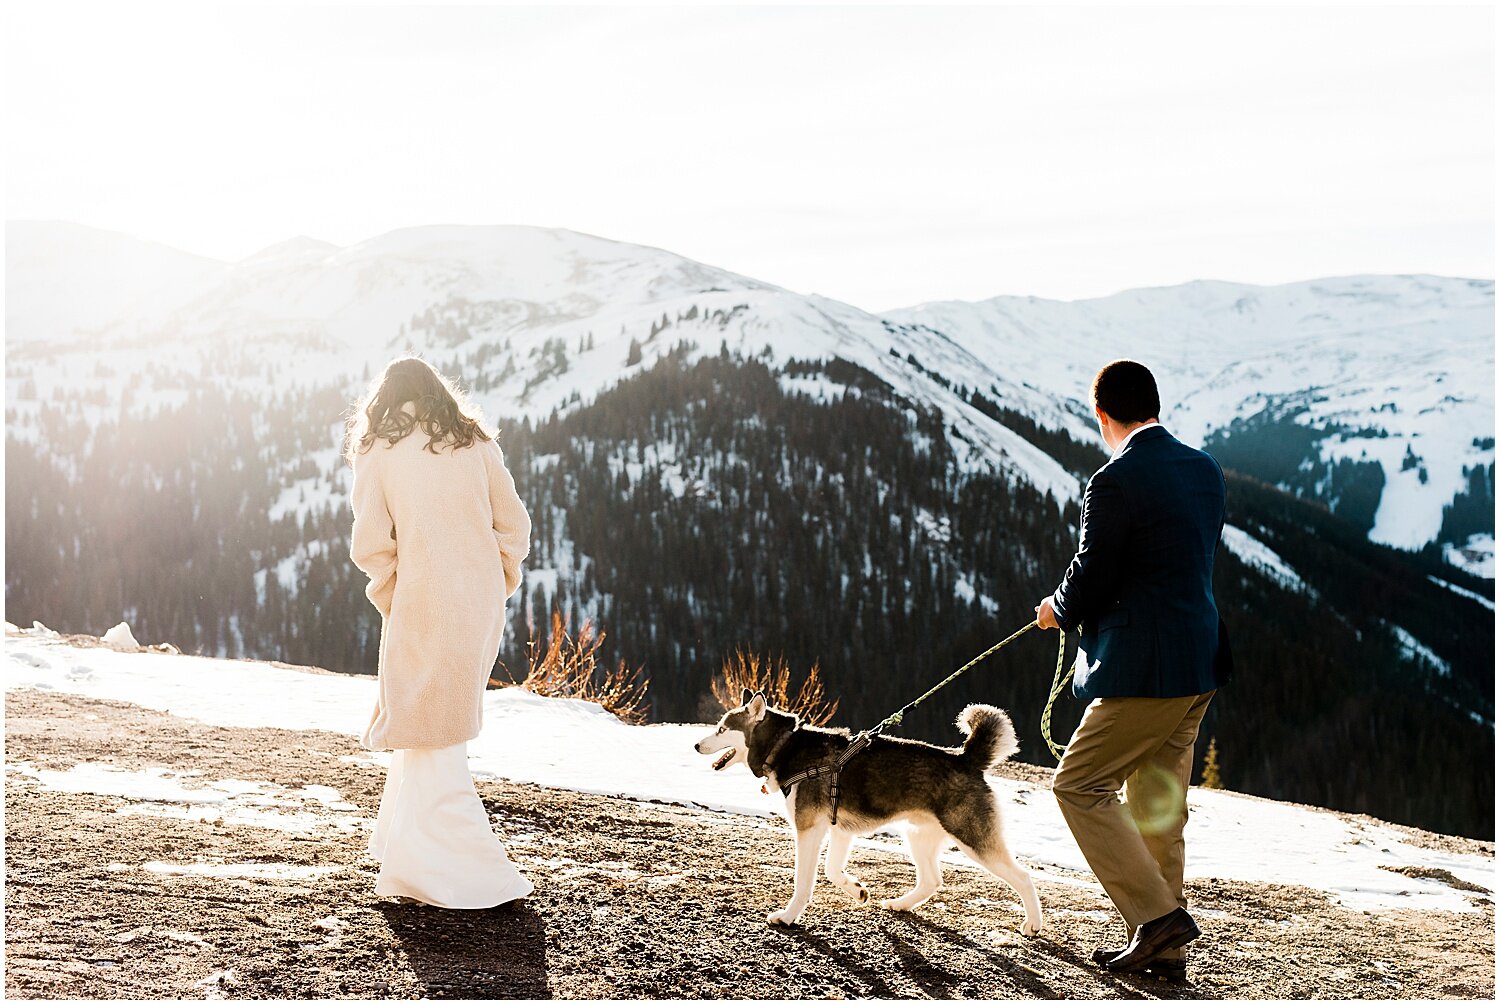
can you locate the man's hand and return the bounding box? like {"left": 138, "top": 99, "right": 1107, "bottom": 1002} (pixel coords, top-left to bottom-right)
{"left": 1034, "top": 596, "right": 1060, "bottom": 631}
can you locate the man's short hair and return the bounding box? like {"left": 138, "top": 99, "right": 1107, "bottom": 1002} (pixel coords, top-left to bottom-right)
{"left": 1091, "top": 360, "right": 1160, "bottom": 423}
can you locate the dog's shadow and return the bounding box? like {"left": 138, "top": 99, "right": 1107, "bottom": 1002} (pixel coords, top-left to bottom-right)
{"left": 784, "top": 911, "right": 1218, "bottom": 1000}
{"left": 376, "top": 900, "right": 550, "bottom": 999}
{"left": 776, "top": 912, "right": 1047, "bottom": 999}
{"left": 776, "top": 924, "right": 908, "bottom": 998}
{"left": 887, "top": 914, "right": 1064, "bottom": 999}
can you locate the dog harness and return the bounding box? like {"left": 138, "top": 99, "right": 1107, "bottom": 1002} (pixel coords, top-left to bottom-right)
{"left": 766, "top": 727, "right": 878, "bottom": 827}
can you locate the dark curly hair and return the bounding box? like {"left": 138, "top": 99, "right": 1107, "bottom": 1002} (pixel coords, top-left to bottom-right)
{"left": 344, "top": 356, "right": 492, "bottom": 465}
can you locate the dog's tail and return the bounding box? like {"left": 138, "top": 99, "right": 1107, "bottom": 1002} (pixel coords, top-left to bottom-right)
{"left": 957, "top": 704, "right": 1019, "bottom": 773}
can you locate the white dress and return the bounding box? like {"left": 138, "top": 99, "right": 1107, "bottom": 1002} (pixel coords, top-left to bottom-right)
{"left": 367, "top": 741, "right": 534, "bottom": 908}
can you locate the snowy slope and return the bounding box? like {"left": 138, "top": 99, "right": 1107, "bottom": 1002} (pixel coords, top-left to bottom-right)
{"left": 1220, "top": 525, "right": 1310, "bottom": 595}
{"left": 6, "top": 624, "right": 1493, "bottom": 915}
{"left": 887, "top": 277, "right": 1495, "bottom": 552}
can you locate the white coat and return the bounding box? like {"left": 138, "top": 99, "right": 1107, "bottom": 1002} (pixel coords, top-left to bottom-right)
{"left": 350, "top": 426, "right": 530, "bottom": 750}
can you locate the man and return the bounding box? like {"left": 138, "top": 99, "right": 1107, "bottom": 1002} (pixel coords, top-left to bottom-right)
{"left": 1034, "top": 359, "right": 1228, "bottom": 982}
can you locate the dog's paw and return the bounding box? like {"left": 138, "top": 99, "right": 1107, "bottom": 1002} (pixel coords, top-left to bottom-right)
{"left": 766, "top": 909, "right": 801, "bottom": 927}
{"left": 879, "top": 897, "right": 915, "bottom": 912}
{"left": 833, "top": 880, "right": 870, "bottom": 905}
{"left": 1019, "top": 918, "right": 1044, "bottom": 937}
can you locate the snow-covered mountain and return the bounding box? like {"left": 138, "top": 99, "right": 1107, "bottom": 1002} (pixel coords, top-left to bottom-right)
{"left": 888, "top": 277, "right": 1496, "bottom": 557}
{"left": 6, "top": 223, "right": 1081, "bottom": 499}
{"left": 6, "top": 221, "right": 1495, "bottom": 839}
{"left": 7, "top": 221, "right": 1493, "bottom": 562}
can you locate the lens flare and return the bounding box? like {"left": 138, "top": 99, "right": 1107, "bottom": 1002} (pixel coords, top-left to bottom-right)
{"left": 1129, "top": 763, "right": 1185, "bottom": 836}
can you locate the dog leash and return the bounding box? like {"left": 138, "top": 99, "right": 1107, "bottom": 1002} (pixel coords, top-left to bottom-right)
{"left": 1039, "top": 626, "right": 1073, "bottom": 760}
{"left": 773, "top": 621, "right": 1074, "bottom": 824}
{"left": 881, "top": 620, "right": 1075, "bottom": 760}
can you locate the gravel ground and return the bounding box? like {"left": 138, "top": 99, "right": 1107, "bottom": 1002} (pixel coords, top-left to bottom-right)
{"left": 4, "top": 688, "right": 1494, "bottom": 1000}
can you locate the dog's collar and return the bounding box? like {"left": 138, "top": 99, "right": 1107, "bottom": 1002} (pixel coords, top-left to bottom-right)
{"left": 757, "top": 724, "right": 798, "bottom": 779}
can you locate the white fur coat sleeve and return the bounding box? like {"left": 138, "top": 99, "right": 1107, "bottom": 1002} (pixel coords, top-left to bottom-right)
{"left": 484, "top": 440, "right": 532, "bottom": 599}
{"left": 350, "top": 448, "right": 399, "bottom": 618}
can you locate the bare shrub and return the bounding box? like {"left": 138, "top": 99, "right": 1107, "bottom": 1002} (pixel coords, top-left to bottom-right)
{"left": 491, "top": 611, "right": 649, "bottom": 725}
{"left": 710, "top": 649, "right": 839, "bottom": 726}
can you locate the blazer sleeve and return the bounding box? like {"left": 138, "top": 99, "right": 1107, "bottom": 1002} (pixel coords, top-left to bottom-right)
{"left": 349, "top": 449, "right": 398, "bottom": 619}
{"left": 486, "top": 440, "right": 532, "bottom": 600}
{"left": 1210, "top": 452, "right": 1228, "bottom": 539}
{"left": 1050, "top": 469, "right": 1128, "bottom": 633}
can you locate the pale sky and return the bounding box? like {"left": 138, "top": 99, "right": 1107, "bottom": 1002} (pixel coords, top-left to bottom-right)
{"left": 4, "top": 3, "right": 1494, "bottom": 310}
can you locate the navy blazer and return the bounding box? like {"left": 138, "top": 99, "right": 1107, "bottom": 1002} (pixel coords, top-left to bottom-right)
{"left": 1050, "top": 425, "right": 1227, "bottom": 700}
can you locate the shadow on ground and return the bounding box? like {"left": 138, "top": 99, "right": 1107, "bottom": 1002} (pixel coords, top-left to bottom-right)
{"left": 376, "top": 900, "right": 551, "bottom": 999}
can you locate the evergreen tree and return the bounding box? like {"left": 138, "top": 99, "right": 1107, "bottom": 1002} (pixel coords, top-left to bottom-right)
{"left": 1200, "top": 737, "right": 1223, "bottom": 789}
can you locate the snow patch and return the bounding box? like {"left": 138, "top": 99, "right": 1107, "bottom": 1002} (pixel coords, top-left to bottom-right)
{"left": 101, "top": 622, "right": 140, "bottom": 649}
{"left": 1221, "top": 525, "right": 1307, "bottom": 593}
{"left": 1444, "top": 534, "right": 1495, "bottom": 580}
{"left": 953, "top": 573, "right": 1000, "bottom": 614}
{"left": 1388, "top": 624, "right": 1451, "bottom": 678}
{"left": 142, "top": 861, "right": 344, "bottom": 881}
{"left": 4, "top": 760, "right": 367, "bottom": 833}
{"left": 1426, "top": 575, "right": 1496, "bottom": 612}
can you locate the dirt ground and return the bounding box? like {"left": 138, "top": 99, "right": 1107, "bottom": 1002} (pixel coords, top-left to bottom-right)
{"left": 4, "top": 687, "right": 1495, "bottom": 1000}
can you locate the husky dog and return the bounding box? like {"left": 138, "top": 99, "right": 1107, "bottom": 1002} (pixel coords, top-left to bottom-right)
{"left": 696, "top": 689, "right": 1044, "bottom": 932}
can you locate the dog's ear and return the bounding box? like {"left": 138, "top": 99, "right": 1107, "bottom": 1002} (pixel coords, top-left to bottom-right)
{"left": 740, "top": 687, "right": 753, "bottom": 707}
{"left": 747, "top": 692, "right": 766, "bottom": 720}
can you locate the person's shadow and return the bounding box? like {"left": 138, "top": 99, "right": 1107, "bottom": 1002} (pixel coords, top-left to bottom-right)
{"left": 376, "top": 900, "right": 550, "bottom": 999}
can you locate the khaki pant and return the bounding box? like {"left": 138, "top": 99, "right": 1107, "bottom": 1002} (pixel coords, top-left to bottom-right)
{"left": 1053, "top": 691, "right": 1214, "bottom": 952}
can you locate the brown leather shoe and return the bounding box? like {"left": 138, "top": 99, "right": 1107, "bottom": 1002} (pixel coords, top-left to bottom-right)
{"left": 1103, "top": 908, "right": 1200, "bottom": 973}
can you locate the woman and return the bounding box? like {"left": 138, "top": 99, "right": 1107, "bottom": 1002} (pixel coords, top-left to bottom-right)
{"left": 346, "top": 355, "right": 534, "bottom": 908}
